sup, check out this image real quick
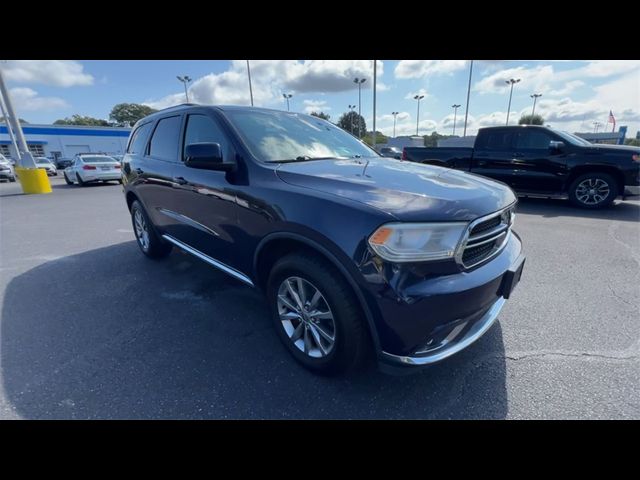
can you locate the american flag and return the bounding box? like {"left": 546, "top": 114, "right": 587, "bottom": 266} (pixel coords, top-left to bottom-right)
{"left": 608, "top": 110, "right": 616, "bottom": 132}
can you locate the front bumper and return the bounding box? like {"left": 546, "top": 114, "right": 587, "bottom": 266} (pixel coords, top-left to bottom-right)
{"left": 359, "top": 232, "right": 523, "bottom": 369}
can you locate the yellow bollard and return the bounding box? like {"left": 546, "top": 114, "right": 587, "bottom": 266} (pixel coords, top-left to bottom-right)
{"left": 15, "top": 167, "right": 52, "bottom": 194}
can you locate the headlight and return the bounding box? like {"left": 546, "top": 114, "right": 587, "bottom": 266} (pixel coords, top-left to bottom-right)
{"left": 368, "top": 222, "right": 468, "bottom": 263}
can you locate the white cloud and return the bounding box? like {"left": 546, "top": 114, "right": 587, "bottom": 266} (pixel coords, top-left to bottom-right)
{"left": 473, "top": 65, "right": 555, "bottom": 95}
{"left": 145, "top": 60, "right": 385, "bottom": 110}
{"left": 395, "top": 60, "right": 468, "bottom": 79}
{"left": 3, "top": 60, "right": 94, "bottom": 87}
{"left": 378, "top": 118, "right": 437, "bottom": 137}
{"left": 548, "top": 80, "right": 585, "bottom": 96}
{"left": 302, "top": 99, "right": 331, "bottom": 114}
{"left": 573, "top": 60, "right": 640, "bottom": 79}
{"left": 9, "top": 87, "right": 69, "bottom": 111}
{"left": 377, "top": 111, "right": 410, "bottom": 122}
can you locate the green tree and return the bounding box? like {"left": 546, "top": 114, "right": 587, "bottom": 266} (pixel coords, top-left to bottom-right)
{"left": 423, "top": 131, "right": 454, "bottom": 147}
{"left": 109, "top": 103, "right": 157, "bottom": 127}
{"left": 337, "top": 111, "right": 366, "bottom": 137}
{"left": 363, "top": 131, "right": 389, "bottom": 146}
{"left": 53, "top": 115, "right": 111, "bottom": 126}
{"left": 0, "top": 117, "right": 28, "bottom": 123}
{"left": 624, "top": 138, "right": 640, "bottom": 147}
{"left": 518, "top": 114, "right": 544, "bottom": 125}
{"left": 310, "top": 111, "right": 331, "bottom": 121}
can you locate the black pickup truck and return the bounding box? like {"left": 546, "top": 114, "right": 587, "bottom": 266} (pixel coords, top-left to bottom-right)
{"left": 402, "top": 125, "right": 640, "bottom": 208}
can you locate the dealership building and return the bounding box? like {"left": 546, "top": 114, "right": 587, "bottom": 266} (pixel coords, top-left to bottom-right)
{"left": 0, "top": 123, "right": 132, "bottom": 161}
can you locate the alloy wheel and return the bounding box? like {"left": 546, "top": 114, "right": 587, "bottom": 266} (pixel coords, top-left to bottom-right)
{"left": 575, "top": 178, "right": 610, "bottom": 205}
{"left": 133, "top": 209, "right": 150, "bottom": 251}
{"left": 277, "top": 276, "right": 336, "bottom": 358}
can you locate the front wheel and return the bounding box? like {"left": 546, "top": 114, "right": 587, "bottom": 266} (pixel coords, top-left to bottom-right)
{"left": 267, "top": 253, "right": 371, "bottom": 375}
{"left": 568, "top": 173, "right": 617, "bottom": 209}
{"left": 130, "top": 200, "right": 173, "bottom": 259}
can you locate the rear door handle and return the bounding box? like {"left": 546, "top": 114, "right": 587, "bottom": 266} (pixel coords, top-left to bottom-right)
{"left": 173, "top": 176, "right": 188, "bottom": 185}
{"left": 476, "top": 160, "right": 488, "bottom": 166}
{"left": 514, "top": 152, "right": 524, "bottom": 158}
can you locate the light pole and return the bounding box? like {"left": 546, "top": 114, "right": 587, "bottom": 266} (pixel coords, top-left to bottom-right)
{"left": 463, "top": 60, "right": 473, "bottom": 137}
{"left": 391, "top": 111, "right": 399, "bottom": 138}
{"left": 348, "top": 105, "right": 356, "bottom": 134}
{"left": 176, "top": 75, "right": 192, "bottom": 103}
{"left": 530, "top": 93, "right": 542, "bottom": 120}
{"left": 451, "top": 104, "right": 461, "bottom": 135}
{"left": 593, "top": 121, "right": 602, "bottom": 133}
{"left": 282, "top": 93, "right": 293, "bottom": 111}
{"left": 414, "top": 94, "right": 424, "bottom": 136}
{"left": 246, "top": 60, "right": 254, "bottom": 106}
{"left": 505, "top": 78, "right": 521, "bottom": 125}
{"left": 353, "top": 77, "right": 366, "bottom": 137}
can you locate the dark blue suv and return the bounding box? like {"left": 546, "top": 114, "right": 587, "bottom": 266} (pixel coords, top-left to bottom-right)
{"left": 122, "top": 104, "right": 525, "bottom": 375}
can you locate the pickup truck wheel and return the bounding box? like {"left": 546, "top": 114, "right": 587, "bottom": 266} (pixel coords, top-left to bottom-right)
{"left": 267, "top": 253, "right": 371, "bottom": 375}
{"left": 569, "top": 173, "right": 617, "bottom": 209}
{"left": 130, "top": 200, "right": 172, "bottom": 259}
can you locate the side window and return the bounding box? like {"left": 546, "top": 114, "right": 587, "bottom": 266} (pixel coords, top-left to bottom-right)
{"left": 479, "top": 131, "right": 514, "bottom": 151}
{"left": 127, "top": 122, "right": 152, "bottom": 154}
{"left": 148, "top": 116, "right": 182, "bottom": 161}
{"left": 182, "top": 114, "right": 230, "bottom": 161}
{"left": 515, "top": 131, "right": 553, "bottom": 150}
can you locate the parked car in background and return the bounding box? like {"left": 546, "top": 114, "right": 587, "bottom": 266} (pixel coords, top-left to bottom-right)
{"left": 378, "top": 146, "right": 402, "bottom": 159}
{"left": 64, "top": 153, "right": 122, "bottom": 186}
{"left": 402, "top": 125, "right": 640, "bottom": 209}
{"left": 54, "top": 157, "right": 73, "bottom": 169}
{"left": 0, "top": 154, "right": 16, "bottom": 182}
{"left": 35, "top": 157, "right": 57, "bottom": 176}
{"left": 122, "top": 105, "right": 525, "bottom": 375}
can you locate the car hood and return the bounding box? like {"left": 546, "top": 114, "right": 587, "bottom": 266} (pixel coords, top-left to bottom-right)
{"left": 275, "top": 157, "right": 516, "bottom": 222}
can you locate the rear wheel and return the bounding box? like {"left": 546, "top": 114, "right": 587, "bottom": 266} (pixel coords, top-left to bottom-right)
{"left": 76, "top": 173, "right": 85, "bottom": 187}
{"left": 267, "top": 253, "right": 371, "bottom": 375}
{"left": 130, "top": 200, "right": 172, "bottom": 259}
{"left": 63, "top": 172, "right": 73, "bottom": 185}
{"left": 9, "top": 177, "right": 16, "bottom": 183}
{"left": 568, "top": 172, "right": 617, "bottom": 209}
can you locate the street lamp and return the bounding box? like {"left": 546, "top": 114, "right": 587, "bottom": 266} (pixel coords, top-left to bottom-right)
{"left": 593, "top": 121, "right": 602, "bottom": 133}
{"left": 353, "top": 77, "right": 366, "bottom": 137}
{"left": 414, "top": 94, "right": 425, "bottom": 136}
{"left": 451, "top": 104, "right": 461, "bottom": 135}
{"left": 391, "top": 111, "right": 399, "bottom": 138}
{"left": 282, "top": 93, "right": 293, "bottom": 111}
{"left": 530, "top": 93, "right": 542, "bottom": 119}
{"left": 348, "top": 105, "right": 357, "bottom": 134}
{"left": 505, "top": 78, "right": 521, "bottom": 125}
{"left": 176, "top": 75, "right": 192, "bottom": 103}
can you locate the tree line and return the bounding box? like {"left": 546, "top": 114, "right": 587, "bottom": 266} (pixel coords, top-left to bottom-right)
{"left": 53, "top": 103, "right": 158, "bottom": 127}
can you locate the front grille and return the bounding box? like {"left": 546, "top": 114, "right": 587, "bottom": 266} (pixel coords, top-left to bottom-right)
{"left": 459, "top": 206, "right": 514, "bottom": 269}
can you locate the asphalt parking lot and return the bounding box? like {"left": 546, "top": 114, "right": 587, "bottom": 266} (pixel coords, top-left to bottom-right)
{"left": 0, "top": 176, "right": 638, "bottom": 419}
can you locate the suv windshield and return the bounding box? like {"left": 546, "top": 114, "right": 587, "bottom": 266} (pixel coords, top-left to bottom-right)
{"left": 81, "top": 156, "right": 117, "bottom": 163}
{"left": 225, "top": 110, "right": 378, "bottom": 162}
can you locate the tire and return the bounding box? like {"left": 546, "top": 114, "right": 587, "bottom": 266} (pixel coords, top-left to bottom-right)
{"left": 76, "top": 173, "right": 85, "bottom": 187}
{"left": 267, "top": 253, "right": 371, "bottom": 375}
{"left": 568, "top": 172, "right": 617, "bottom": 209}
{"left": 10, "top": 177, "right": 16, "bottom": 183}
{"left": 64, "top": 172, "right": 73, "bottom": 185}
{"left": 130, "top": 200, "right": 173, "bottom": 259}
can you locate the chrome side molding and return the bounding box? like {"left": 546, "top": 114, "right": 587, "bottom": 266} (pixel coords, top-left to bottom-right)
{"left": 161, "top": 234, "right": 255, "bottom": 287}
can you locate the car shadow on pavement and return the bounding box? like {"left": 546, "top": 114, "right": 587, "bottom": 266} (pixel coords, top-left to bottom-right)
{"left": 1, "top": 241, "right": 508, "bottom": 419}
{"left": 516, "top": 197, "right": 640, "bottom": 222}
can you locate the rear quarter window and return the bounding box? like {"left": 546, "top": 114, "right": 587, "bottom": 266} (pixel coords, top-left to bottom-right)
{"left": 127, "top": 122, "right": 153, "bottom": 154}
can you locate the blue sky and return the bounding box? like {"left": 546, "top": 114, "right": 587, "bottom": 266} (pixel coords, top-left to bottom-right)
{"left": 2, "top": 60, "right": 639, "bottom": 137}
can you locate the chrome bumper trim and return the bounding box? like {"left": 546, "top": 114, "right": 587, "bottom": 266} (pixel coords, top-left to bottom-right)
{"left": 380, "top": 296, "right": 506, "bottom": 366}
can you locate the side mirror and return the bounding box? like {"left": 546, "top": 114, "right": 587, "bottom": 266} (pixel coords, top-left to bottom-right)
{"left": 549, "top": 141, "right": 565, "bottom": 153}
{"left": 184, "top": 143, "right": 233, "bottom": 171}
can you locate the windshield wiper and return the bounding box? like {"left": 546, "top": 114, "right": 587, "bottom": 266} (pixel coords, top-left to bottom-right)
{"left": 272, "top": 156, "right": 338, "bottom": 163}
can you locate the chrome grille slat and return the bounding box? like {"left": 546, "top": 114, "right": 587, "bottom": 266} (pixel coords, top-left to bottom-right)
{"left": 455, "top": 205, "right": 515, "bottom": 269}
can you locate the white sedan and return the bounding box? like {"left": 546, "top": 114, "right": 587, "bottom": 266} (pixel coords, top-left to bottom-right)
{"left": 64, "top": 155, "right": 122, "bottom": 186}
{"left": 35, "top": 157, "right": 58, "bottom": 176}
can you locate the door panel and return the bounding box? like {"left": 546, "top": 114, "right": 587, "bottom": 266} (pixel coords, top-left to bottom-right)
{"left": 511, "top": 130, "right": 567, "bottom": 192}
{"left": 169, "top": 112, "right": 241, "bottom": 270}
{"left": 470, "top": 130, "right": 518, "bottom": 187}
